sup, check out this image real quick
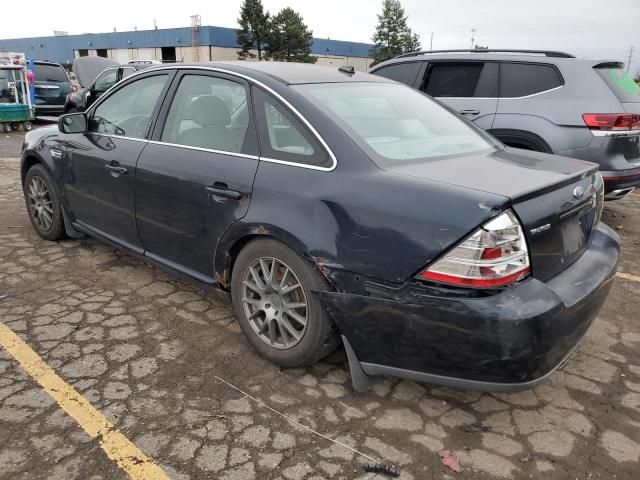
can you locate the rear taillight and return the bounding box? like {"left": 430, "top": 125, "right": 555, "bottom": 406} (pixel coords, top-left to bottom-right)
{"left": 418, "top": 210, "right": 530, "bottom": 288}
{"left": 582, "top": 113, "right": 640, "bottom": 131}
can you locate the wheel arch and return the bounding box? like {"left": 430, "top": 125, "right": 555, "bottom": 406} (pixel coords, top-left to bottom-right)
{"left": 488, "top": 128, "right": 553, "bottom": 153}
{"left": 21, "top": 153, "right": 48, "bottom": 186}
{"left": 214, "top": 222, "right": 324, "bottom": 291}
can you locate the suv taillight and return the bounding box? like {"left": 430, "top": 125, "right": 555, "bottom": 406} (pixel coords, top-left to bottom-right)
{"left": 582, "top": 113, "right": 640, "bottom": 131}
{"left": 418, "top": 210, "right": 530, "bottom": 288}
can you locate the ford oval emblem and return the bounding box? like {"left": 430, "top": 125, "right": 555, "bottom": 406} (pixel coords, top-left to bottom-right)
{"left": 573, "top": 186, "right": 585, "bottom": 199}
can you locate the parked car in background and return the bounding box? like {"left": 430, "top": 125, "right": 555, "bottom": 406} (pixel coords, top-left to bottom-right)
{"left": 370, "top": 49, "right": 640, "bottom": 200}
{"left": 21, "top": 62, "right": 619, "bottom": 392}
{"left": 33, "top": 61, "right": 72, "bottom": 116}
{"left": 65, "top": 57, "right": 153, "bottom": 113}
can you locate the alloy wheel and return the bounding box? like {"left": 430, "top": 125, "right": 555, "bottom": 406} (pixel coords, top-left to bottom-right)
{"left": 241, "top": 256, "right": 308, "bottom": 350}
{"left": 27, "top": 176, "right": 54, "bottom": 231}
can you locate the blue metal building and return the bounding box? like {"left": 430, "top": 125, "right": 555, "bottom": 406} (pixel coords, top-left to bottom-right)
{"left": 0, "top": 26, "right": 373, "bottom": 65}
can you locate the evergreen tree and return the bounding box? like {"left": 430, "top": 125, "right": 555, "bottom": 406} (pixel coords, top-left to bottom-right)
{"left": 370, "top": 0, "right": 421, "bottom": 66}
{"left": 267, "top": 8, "right": 317, "bottom": 63}
{"left": 237, "top": 0, "right": 270, "bottom": 60}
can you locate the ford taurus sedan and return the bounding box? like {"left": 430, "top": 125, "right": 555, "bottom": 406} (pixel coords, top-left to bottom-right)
{"left": 20, "top": 62, "right": 620, "bottom": 392}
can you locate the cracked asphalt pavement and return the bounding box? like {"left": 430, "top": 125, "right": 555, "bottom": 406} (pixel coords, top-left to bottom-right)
{"left": 1, "top": 134, "right": 640, "bottom": 479}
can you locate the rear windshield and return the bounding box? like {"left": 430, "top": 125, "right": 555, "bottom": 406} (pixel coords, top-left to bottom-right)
{"left": 34, "top": 63, "right": 69, "bottom": 83}
{"left": 596, "top": 68, "right": 640, "bottom": 103}
{"left": 294, "top": 82, "right": 499, "bottom": 166}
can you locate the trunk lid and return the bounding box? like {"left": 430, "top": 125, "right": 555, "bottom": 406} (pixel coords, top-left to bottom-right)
{"left": 385, "top": 148, "right": 602, "bottom": 281}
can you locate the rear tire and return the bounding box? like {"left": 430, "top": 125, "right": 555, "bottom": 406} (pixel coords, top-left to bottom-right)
{"left": 2, "top": 124, "right": 10, "bottom": 133}
{"left": 231, "top": 238, "right": 339, "bottom": 367}
{"left": 23, "top": 164, "right": 66, "bottom": 241}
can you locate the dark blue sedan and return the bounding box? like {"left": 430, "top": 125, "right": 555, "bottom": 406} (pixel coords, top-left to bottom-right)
{"left": 20, "top": 62, "right": 620, "bottom": 392}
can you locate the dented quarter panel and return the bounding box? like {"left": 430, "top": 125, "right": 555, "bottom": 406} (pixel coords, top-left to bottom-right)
{"left": 217, "top": 153, "right": 510, "bottom": 289}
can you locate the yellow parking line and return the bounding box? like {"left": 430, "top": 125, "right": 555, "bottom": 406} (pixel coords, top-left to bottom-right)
{"left": 617, "top": 272, "right": 640, "bottom": 283}
{"left": 0, "top": 322, "right": 169, "bottom": 480}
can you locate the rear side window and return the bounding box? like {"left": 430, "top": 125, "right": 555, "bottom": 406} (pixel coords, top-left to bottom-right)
{"left": 595, "top": 68, "right": 640, "bottom": 103}
{"left": 499, "top": 63, "right": 563, "bottom": 98}
{"left": 422, "top": 62, "right": 497, "bottom": 98}
{"left": 34, "top": 63, "right": 68, "bottom": 83}
{"left": 252, "top": 88, "right": 331, "bottom": 168}
{"left": 373, "top": 62, "right": 422, "bottom": 86}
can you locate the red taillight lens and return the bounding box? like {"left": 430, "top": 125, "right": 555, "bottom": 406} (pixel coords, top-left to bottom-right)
{"left": 417, "top": 210, "right": 530, "bottom": 288}
{"left": 582, "top": 113, "right": 640, "bottom": 131}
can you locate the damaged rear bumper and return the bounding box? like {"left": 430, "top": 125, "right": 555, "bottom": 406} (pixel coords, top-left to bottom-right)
{"left": 317, "top": 223, "right": 620, "bottom": 392}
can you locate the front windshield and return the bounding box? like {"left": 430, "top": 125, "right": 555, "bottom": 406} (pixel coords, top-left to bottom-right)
{"left": 295, "top": 82, "right": 500, "bottom": 166}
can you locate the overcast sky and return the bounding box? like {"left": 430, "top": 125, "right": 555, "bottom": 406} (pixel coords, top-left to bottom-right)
{"left": 4, "top": 0, "right": 639, "bottom": 73}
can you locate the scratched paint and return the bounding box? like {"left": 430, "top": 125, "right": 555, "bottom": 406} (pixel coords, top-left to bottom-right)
{"left": 0, "top": 322, "right": 169, "bottom": 480}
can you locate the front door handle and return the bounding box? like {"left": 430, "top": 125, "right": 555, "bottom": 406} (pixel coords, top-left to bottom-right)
{"left": 105, "top": 164, "right": 128, "bottom": 175}
{"left": 459, "top": 109, "right": 480, "bottom": 116}
{"left": 206, "top": 184, "right": 242, "bottom": 201}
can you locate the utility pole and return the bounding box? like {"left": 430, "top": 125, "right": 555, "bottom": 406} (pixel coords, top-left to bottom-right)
{"left": 470, "top": 29, "right": 476, "bottom": 49}
{"left": 430, "top": 32, "right": 434, "bottom": 52}
{"left": 627, "top": 46, "right": 634, "bottom": 73}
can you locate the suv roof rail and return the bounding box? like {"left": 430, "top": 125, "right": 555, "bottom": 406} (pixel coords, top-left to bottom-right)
{"left": 394, "top": 49, "right": 576, "bottom": 60}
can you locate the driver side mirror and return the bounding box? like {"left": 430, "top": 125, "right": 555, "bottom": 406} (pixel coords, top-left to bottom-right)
{"left": 59, "top": 112, "right": 87, "bottom": 134}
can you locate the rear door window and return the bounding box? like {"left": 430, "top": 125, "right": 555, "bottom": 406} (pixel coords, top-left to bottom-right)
{"left": 373, "top": 62, "right": 422, "bottom": 87}
{"left": 160, "top": 74, "right": 250, "bottom": 153}
{"left": 34, "top": 63, "right": 69, "bottom": 83}
{"left": 595, "top": 68, "right": 640, "bottom": 103}
{"left": 422, "top": 62, "right": 497, "bottom": 98}
{"left": 499, "top": 63, "right": 563, "bottom": 98}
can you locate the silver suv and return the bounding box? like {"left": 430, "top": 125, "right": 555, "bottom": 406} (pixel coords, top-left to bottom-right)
{"left": 370, "top": 49, "right": 640, "bottom": 200}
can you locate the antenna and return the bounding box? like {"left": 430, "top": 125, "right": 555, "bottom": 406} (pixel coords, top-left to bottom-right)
{"left": 470, "top": 28, "right": 476, "bottom": 49}
{"left": 627, "top": 46, "right": 635, "bottom": 73}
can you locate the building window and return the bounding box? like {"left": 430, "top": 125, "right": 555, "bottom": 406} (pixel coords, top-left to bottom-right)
{"left": 77, "top": 49, "right": 88, "bottom": 57}
{"left": 161, "top": 47, "right": 176, "bottom": 63}
{"left": 96, "top": 49, "right": 108, "bottom": 58}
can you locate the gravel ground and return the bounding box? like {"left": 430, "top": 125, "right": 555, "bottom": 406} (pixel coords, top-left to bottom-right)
{"left": 1, "top": 148, "right": 640, "bottom": 479}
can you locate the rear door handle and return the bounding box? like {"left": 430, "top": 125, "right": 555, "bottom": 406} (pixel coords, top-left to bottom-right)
{"left": 206, "top": 184, "right": 242, "bottom": 201}
{"left": 459, "top": 109, "right": 480, "bottom": 116}
{"left": 105, "top": 164, "right": 128, "bottom": 175}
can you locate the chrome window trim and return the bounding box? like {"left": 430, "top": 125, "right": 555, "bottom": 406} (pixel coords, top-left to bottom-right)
{"left": 434, "top": 85, "right": 564, "bottom": 101}
{"left": 146, "top": 139, "right": 259, "bottom": 160}
{"left": 86, "top": 65, "right": 338, "bottom": 172}
{"left": 89, "top": 132, "right": 148, "bottom": 143}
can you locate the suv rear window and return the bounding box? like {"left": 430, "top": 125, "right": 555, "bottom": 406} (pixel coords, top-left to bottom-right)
{"left": 373, "top": 62, "right": 422, "bottom": 86}
{"left": 499, "top": 63, "right": 563, "bottom": 98}
{"left": 595, "top": 68, "right": 640, "bottom": 103}
{"left": 422, "top": 62, "right": 497, "bottom": 98}
{"left": 34, "top": 63, "right": 69, "bottom": 83}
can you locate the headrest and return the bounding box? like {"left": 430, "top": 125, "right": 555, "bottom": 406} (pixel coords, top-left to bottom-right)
{"left": 190, "top": 96, "right": 231, "bottom": 128}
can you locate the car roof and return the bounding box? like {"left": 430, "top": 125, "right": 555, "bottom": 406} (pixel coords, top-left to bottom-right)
{"left": 372, "top": 52, "right": 621, "bottom": 69}
{"left": 164, "top": 61, "right": 391, "bottom": 85}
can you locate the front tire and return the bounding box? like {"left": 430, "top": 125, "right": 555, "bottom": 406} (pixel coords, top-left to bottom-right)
{"left": 23, "top": 164, "right": 66, "bottom": 241}
{"left": 231, "top": 238, "right": 339, "bottom": 367}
